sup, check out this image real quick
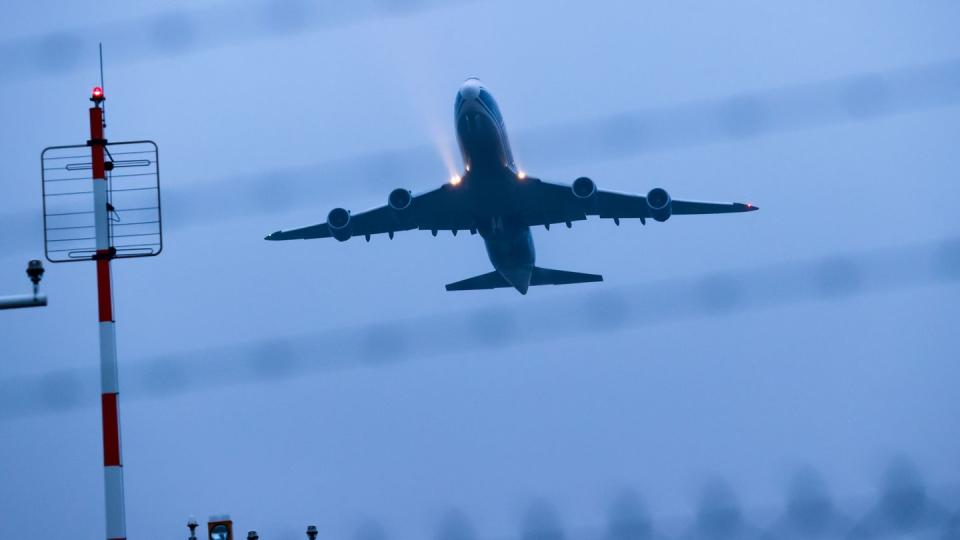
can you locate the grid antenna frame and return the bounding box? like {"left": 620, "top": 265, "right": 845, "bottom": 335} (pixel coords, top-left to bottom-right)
{"left": 40, "top": 140, "right": 162, "bottom": 263}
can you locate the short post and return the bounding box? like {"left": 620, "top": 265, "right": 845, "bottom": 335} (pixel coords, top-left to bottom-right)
{"left": 0, "top": 260, "right": 48, "bottom": 310}
{"left": 208, "top": 515, "right": 234, "bottom": 540}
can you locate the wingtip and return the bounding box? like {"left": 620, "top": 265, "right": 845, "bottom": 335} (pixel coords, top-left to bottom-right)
{"left": 265, "top": 231, "right": 282, "bottom": 241}
{"left": 740, "top": 202, "right": 759, "bottom": 212}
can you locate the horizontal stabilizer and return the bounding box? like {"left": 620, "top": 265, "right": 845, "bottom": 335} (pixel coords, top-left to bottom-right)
{"left": 445, "top": 271, "right": 510, "bottom": 291}
{"left": 530, "top": 267, "right": 603, "bottom": 286}
{"left": 445, "top": 267, "right": 603, "bottom": 292}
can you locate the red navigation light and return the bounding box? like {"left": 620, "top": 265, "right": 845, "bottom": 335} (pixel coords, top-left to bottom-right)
{"left": 92, "top": 86, "right": 104, "bottom": 99}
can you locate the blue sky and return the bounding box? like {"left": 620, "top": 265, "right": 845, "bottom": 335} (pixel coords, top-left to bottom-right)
{"left": 1, "top": 1, "right": 959, "bottom": 538}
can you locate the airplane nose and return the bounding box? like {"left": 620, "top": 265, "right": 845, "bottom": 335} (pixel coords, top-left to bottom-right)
{"left": 460, "top": 78, "right": 481, "bottom": 100}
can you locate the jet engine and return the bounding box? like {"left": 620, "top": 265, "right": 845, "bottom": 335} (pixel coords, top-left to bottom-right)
{"left": 327, "top": 207, "right": 352, "bottom": 241}
{"left": 646, "top": 187, "right": 672, "bottom": 222}
{"left": 572, "top": 176, "right": 597, "bottom": 199}
{"left": 388, "top": 188, "right": 413, "bottom": 211}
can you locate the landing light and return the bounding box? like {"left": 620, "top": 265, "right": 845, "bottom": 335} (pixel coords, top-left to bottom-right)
{"left": 450, "top": 174, "right": 462, "bottom": 186}
{"left": 517, "top": 170, "right": 527, "bottom": 180}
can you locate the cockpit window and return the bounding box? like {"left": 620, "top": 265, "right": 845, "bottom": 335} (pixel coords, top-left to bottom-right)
{"left": 477, "top": 89, "right": 502, "bottom": 122}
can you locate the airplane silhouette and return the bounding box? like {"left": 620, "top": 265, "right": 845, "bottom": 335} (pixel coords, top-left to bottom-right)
{"left": 266, "top": 79, "right": 757, "bottom": 294}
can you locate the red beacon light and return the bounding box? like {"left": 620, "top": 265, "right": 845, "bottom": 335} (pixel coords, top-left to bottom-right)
{"left": 91, "top": 86, "right": 104, "bottom": 102}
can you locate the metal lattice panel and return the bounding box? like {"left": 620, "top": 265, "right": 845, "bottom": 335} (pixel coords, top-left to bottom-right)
{"left": 41, "top": 140, "right": 162, "bottom": 262}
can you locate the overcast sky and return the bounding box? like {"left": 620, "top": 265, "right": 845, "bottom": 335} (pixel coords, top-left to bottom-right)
{"left": 1, "top": 1, "right": 959, "bottom": 539}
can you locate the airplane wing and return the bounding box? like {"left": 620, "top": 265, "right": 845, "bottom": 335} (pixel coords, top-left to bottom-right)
{"left": 265, "top": 184, "right": 475, "bottom": 241}
{"left": 523, "top": 178, "right": 757, "bottom": 226}
{"left": 266, "top": 177, "right": 756, "bottom": 241}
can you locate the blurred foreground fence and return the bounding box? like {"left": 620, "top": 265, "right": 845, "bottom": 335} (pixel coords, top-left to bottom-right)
{"left": 420, "top": 459, "right": 959, "bottom": 540}
{"left": 172, "top": 457, "right": 959, "bottom": 539}
{"left": 1, "top": 236, "right": 957, "bottom": 420}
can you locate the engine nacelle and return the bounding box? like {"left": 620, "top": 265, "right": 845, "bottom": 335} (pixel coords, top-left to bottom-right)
{"left": 572, "top": 176, "right": 597, "bottom": 199}
{"left": 327, "top": 207, "right": 352, "bottom": 241}
{"left": 388, "top": 188, "right": 412, "bottom": 211}
{"left": 646, "top": 187, "right": 672, "bottom": 222}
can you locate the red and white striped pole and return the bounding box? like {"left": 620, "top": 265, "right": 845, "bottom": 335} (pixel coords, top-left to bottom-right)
{"left": 89, "top": 86, "right": 127, "bottom": 540}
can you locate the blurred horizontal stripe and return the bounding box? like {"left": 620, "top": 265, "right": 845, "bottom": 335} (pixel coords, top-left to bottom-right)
{"left": 0, "top": 0, "right": 474, "bottom": 82}
{"left": 5, "top": 58, "right": 959, "bottom": 254}
{"left": 1, "top": 236, "right": 956, "bottom": 420}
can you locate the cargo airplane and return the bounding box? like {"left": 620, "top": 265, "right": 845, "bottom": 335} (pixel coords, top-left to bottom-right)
{"left": 266, "top": 79, "right": 758, "bottom": 294}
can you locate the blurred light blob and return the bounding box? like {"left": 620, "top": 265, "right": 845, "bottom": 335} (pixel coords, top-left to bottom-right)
{"left": 434, "top": 509, "right": 477, "bottom": 540}
{"left": 261, "top": 0, "right": 315, "bottom": 34}
{"left": 353, "top": 519, "right": 389, "bottom": 540}
{"left": 849, "top": 458, "right": 951, "bottom": 538}
{"left": 139, "top": 356, "right": 189, "bottom": 397}
{"left": 605, "top": 490, "right": 654, "bottom": 540}
{"left": 150, "top": 11, "right": 196, "bottom": 54}
{"left": 36, "top": 32, "right": 82, "bottom": 72}
{"left": 718, "top": 96, "right": 767, "bottom": 139}
{"left": 249, "top": 340, "right": 300, "bottom": 379}
{"left": 697, "top": 273, "right": 744, "bottom": 313}
{"left": 581, "top": 290, "right": 631, "bottom": 330}
{"left": 936, "top": 239, "right": 960, "bottom": 280}
{"left": 843, "top": 75, "right": 890, "bottom": 119}
{"left": 520, "top": 500, "right": 565, "bottom": 540}
{"left": 686, "top": 479, "right": 756, "bottom": 540}
{"left": 40, "top": 370, "right": 86, "bottom": 412}
{"left": 362, "top": 322, "right": 408, "bottom": 364}
{"left": 467, "top": 306, "right": 518, "bottom": 347}
{"left": 766, "top": 467, "right": 849, "bottom": 539}
{"left": 943, "top": 511, "right": 960, "bottom": 540}
{"left": 814, "top": 256, "right": 862, "bottom": 298}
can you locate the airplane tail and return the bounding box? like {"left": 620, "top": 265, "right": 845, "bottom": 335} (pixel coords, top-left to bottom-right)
{"left": 445, "top": 267, "right": 603, "bottom": 292}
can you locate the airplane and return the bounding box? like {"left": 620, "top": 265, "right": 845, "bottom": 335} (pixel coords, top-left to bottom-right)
{"left": 265, "top": 78, "right": 758, "bottom": 294}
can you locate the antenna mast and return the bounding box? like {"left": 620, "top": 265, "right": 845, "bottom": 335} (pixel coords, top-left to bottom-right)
{"left": 99, "top": 43, "right": 107, "bottom": 128}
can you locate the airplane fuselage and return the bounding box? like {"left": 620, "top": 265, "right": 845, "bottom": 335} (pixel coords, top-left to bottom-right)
{"left": 454, "top": 78, "right": 536, "bottom": 293}
{"left": 265, "top": 79, "right": 757, "bottom": 294}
